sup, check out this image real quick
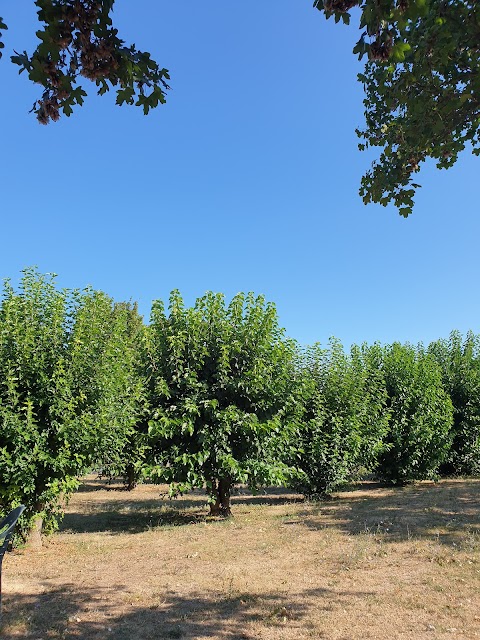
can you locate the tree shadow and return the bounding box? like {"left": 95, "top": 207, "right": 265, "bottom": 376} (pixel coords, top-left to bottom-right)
{"left": 60, "top": 507, "right": 208, "bottom": 534}
{"left": 298, "top": 479, "right": 480, "bottom": 546}
{"left": 0, "top": 583, "right": 375, "bottom": 640}
{"left": 61, "top": 483, "right": 304, "bottom": 535}
{"left": 75, "top": 478, "right": 119, "bottom": 493}
{"left": 231, "top": 488, "right": 304, "bottom": 508}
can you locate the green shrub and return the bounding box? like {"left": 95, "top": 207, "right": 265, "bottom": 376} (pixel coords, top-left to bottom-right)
{"left": 292, "top": 340, "right": 389, "bottom": 496}
{"left": 429, "top": 331, "right": 480, "bottom": 476}
{"left": 377, "top": 343, "right": 453, "bottom": 484}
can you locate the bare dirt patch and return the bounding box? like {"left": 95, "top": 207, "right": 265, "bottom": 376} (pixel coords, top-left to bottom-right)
{"left": 1, "top": 478, "right": 479, "bottom": 640}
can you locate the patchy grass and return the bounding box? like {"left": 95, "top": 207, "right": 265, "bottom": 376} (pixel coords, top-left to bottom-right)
{"left": 1, "top": 478, "right": 479, "bottom": 639}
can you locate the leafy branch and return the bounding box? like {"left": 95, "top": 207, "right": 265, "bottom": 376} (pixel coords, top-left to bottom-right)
{"left": 314, "top": 0, "right": 480, "bottom": 216}
{"left": 9, "top": 0, "right": 170, "bottom": 124}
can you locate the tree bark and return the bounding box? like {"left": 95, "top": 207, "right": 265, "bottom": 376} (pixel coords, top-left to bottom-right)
{"left": 125, "top": 465, "right": 137, "bottom": 491}
{"left": 209, "top": 478, "right": 232, "bottom": 517}
{"left": 26, "top": 514, "right": 43, "bottom": 549}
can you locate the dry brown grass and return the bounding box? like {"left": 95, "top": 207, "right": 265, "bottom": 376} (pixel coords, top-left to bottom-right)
{"left": 1, "top": 478, "right": 479, "bottom": 640}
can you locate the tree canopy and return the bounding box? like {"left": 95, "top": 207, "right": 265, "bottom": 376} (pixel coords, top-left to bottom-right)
{"left": 0, "top": 270, "right": 144, "bottom": 543}
{"left": 144, "top": 291, "right": 300, "bottom": 516}
{"left": 0, "top": 0, "right": 170, "bottom": 124}
{"left": 1, "top": 1, "right": 478, "bottom": 215}
{"left": 314, "top": 0, "right": 480, "bottom": 215}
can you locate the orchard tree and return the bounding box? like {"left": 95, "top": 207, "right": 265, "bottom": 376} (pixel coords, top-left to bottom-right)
{"left": 68, "top": 293, "right": 146, "bottom": 484}
{"left": 1, "top": 0, "right": 169, "bottom": 124}
{"left": 145, "top": 291, "right": 300, "bottom": 516}
{"left": 107, "top": 301, "right": 150, "bottom": 490}
{"left": 315, "top": 0, "right": 480, "bottom": 216}
{"left": 0, "top": 270, "right": 144, "bottom": 544}
{"left": 429, "top": 330, "right": 480, "bottom": 476}
{"left": 0, "top": 269, "right": 85, "bottom": 543}
{"left": 377, "top": 342, "right": 453, "bottom": 483}
{"left": 292, "top": 340, "right": 389, "bottom": 497}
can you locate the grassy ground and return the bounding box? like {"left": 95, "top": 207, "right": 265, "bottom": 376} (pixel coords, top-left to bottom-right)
{"left": 1, "top": 478, "right": 479, "bottom": 640}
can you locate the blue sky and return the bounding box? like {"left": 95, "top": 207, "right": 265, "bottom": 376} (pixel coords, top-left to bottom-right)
{"left": 1, "top": 1, "right": 478, "bottom": 348}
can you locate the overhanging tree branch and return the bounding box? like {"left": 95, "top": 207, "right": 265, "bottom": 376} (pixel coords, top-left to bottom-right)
{"left": 9, "top": 0, "right": 170, "bottom": 124}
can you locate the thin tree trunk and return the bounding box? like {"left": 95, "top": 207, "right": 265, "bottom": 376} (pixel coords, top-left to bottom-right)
{"left": 125, "top": 465, "right": 137, "bottom": 491}
{"left": 26, "top": 514, "right": 43, "bottom": 549}
{"left": 209, "top": 478, "right": 232, "bottom": 517}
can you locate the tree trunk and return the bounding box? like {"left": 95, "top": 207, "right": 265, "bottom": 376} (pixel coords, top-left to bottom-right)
{"left": 209, "top": 478, "right": 232, "bottom": 517}
{"left": 125, "top": 465, "right": 137, "bottom": 491}
{"left": 26, "top": 514, "right": 43, "bottom": 549}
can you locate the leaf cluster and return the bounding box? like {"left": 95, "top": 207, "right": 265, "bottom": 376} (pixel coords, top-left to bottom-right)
{"left": 315, "top": 0, "right": 480, "bottom": 215}
{"left": 377, "top": 342, "right": 453, "bottom": 483}
{"left": 291, "top": 339, "right": 390, "bottom": 496}
{"left": 428, "top": 330, "right": 480, "bottom": 475}
{"left": 9, "top": 0, "right": 170, "bottom": 123}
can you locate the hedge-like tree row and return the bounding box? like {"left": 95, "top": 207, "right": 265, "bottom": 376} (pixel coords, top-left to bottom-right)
{"left": 0, "top": 270, "right": 479, "bottom": 542}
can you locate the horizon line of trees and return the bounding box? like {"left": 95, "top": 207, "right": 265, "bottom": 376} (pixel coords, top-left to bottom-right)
{"left": 1, "top": 269, "right": 479, "bottom": 544}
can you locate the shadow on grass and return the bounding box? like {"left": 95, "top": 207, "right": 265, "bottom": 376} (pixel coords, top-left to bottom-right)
{"left": 62, "top": 478, "right": 480, "bottom": 544}
{"left": 0, "top": 583, "right": 375, "bottom": 640}
{"left": 77, "top": 479, "right": 304, "bottom": 501}
{"left": 298, "top": 479, "right": 480, "bottom": 546}
{"left": 60, "top": 482, "right": 304, "bottom": 535}
{"left": 60, "top": 506, "right": 208, "bottom": 534}
{"left": 232, "top": 487, "right": 304, "bottom": 507}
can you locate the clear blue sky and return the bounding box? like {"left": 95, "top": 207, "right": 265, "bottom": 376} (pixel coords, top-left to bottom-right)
{"left": 1, "top": 1, "right": 478, "bottom": 348}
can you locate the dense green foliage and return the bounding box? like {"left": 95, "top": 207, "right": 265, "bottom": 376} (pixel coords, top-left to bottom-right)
{"left": 292, "top": 340, "right": 389, "bottom": 496}
{"left": 144, "top": 291, "right": 299, "bottom": 515}
{"left": 314, "top": 0, "right": 480, "bottom": 216}
{"left": 86, "top": 300, "right": 148, "bottom": 489}
{"left": 429, "top": 331, "right": 480, "bottom": 476}
{"left": 68, "top": 294, "right": 145, "bottom": 482}
{"left": 377, "top": 343, "right": 453, "bottom": 483}
{"left": 1, "top": 269, "right": 480, "bottom": 541}
{"left": 0, "top": 270, "right": 144, "bottom": 538}
{"left": 0, "top": 270, "right": 83, "bottom": 536}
